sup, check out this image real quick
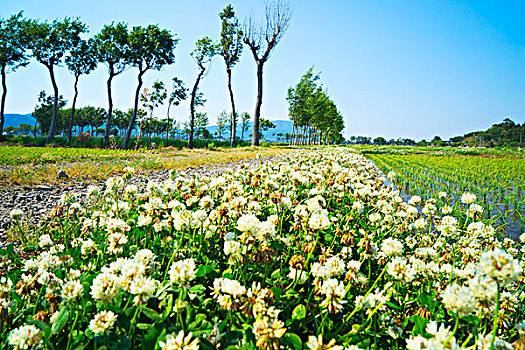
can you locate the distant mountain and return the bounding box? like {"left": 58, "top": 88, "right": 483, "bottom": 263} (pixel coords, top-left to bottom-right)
{"left": 206, "top": 119, "right": 293, "bottom": 141}
{"left": 3, "top": 113, "right": 36, "bottom": 127}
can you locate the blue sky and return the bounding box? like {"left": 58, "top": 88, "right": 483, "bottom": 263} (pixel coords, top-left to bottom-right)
{"left": 3, "top": 0, "right": 525, "bottom": 141}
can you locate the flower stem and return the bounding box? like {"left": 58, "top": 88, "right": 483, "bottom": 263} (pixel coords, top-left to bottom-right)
{"left": 489, "top": 281, "right": 501, "bottom": 350}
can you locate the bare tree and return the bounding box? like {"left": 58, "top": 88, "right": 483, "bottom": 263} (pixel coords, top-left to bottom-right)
{"left": 244, "top": 0, "right": 293, "bottom": 146}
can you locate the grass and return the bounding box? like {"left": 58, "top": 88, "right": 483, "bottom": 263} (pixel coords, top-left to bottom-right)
{"left": 350, "top": 144, "right": 525, "bottom": 158}
{"left": 0, "top": 146, "right": 297, "bottom": 187}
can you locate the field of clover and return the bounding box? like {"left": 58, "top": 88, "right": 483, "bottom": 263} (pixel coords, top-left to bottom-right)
{"left": 1, "top": 148, "right": 524, "bottom": 350}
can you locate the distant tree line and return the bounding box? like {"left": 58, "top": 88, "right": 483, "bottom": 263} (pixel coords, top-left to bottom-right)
{"left": 450, "top": 118, "right": 525, "bottom": 148}
{"left": 348, "top": 118, "right": 524, "bottom": 148}
{"left": 286, "top": 68, "right": 344, "bottom": 145}
{"left": 0, "top": 1, "right": 294, "bottom": 148}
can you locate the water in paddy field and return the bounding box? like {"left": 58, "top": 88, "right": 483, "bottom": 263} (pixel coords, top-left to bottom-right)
{"left": 374, "top": 164, "right": 524, "bottom": 240}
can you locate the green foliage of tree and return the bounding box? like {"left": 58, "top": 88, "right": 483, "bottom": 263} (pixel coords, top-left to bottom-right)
{"left": 194, "top": 112, "right": 210, "bottom": 139}
{"left": 0, "top": 12, "right": 32, "bottom": 138}
{"left": 219, "top": 5, "right": 243, "bottom": 147}
{"left": 165, "top": 77, "right": 188, "bottom": 143}
{"left": 373, "top": 137, "right": 387, "bottom": 145}
{"left": 216, "top": 110, "right": 229, "bottom": 140}
{"left": 240, "top": 112, "right": 250, "bottom": 140}
{"left": 29, "top": 17, "right": 86, "bottom": 143}
{"left": 75, "top": 106, "right": 106, "bottom": 135}
{"left": 121, "top": 24, "right": 177, "bottom": 149}
{"left": 258, "top": 117, "right": 276, "bottom": 140}
{"left": 188, "top": 37, "right": 218, "bottom": 148}
{"left": 287, "top": 67, "right": 344, "bottom": 145}
{"left": 140, "top": 80, "right": 167, "bottom": 146}
{"left": 451, "top": 118, "right": 525, "bottom": 148}
{"left": 31, "top": 91, "right": 67, "bottom": 135}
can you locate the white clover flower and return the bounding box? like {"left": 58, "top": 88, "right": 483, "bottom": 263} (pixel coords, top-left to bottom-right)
{"left": 211, "top": 278, "right": 246, "bottom": 310}
{"left": 88, "top": 310, "right": 117, "bottom": 335}
{"left": 387, "top": 171, "right": 396, "bottom": 181}
{"left": 408, "top": 195, "right": 421, "bottom": 206}
{"left": 124, "top": 184, "right": 138, "bottom": 196}
{"left": 123, "top": 166, "right": 135, "bottom": 174}
{"left": 137, "top": 214, "right": 152, "bottom": 227}
{"left": 287, "top": 268, "right": 308, "bottom": 284}
{"left": 105, "top": 176, "right": 124, "bottom": 194}
{"left": 411, "top": 218, "right": 427, "bottom": 231}
{"left": 387, "top": 257, "right": 416, "bottom": 283}
{"left": 380, "top": 238, "right": 404, "bottom": 257}
{"left": 476, "top": 334, "right": 513, "bottom": 350}
{"left": 87, "top": 185, "right": 100, "bottom": 197}
{"left": 60, "top": 192, "right": 78, "bottom": 204}
{"left": 252, "top": 317, "right": 287, "bottom": 349}
{"left": 91, "top": 272, "right": 122, "bottom": 303}
{"left": 9, "top": 208, "right": 24, "bottom": 220}
{"left": 421, "top": 203, "right": 437, "bottom": 216}
{"left": 199, "top": 195, "right": 215, "bottom": 209}
{"left": 169, "top": 258, "right": 196, "bottom": 285}
{"left": 461, "top": 192, "right": 476, "bottom": 204}
{"left": 173, "top": 210, "right": 192, "bottom": 231}
{"left": 468, "top": 275, "right": 497, "bottom": 302}
{"left": 440, "top": 205, "right": 453, "bottom": 215}
{"left": 107, "top": 231, "right": 128, "bottom": 254}
{"left": 436, "top": 215, "right": 458, "bottom": 237}
{"left": 134, "top": 249, "right": 156, "bottom": 267}
{"left": 368, "top": 212, "right": 381, "bottom": 224}
{"left": 8, "top": 325, "right": 43, "bottom": 349}
{"left": 81, "top": 239, "right": 96, "bottom": 256}
{"left": 192, "top": 209, "right": 208, "bottom": 224}
{"left": 467, "top": 203, "right": 484, "bottom": 218}
{"left": 61, "top": 280, "right": 84, "bottom": 302}
{"left": 38, "top": 234, "right": 53, "bottom": 249}
{"left": 237, "top": 214, "right": 261, "bottom": 234}
{"left": 320, "top": 278, "right": 347, "bottom": 313}
{"left": 309, "top": 210, "right": 331, "bottom": 231}
{"left": 306, "top": 334, "right": 343, "bottom": 350}
{"left": 129, "top": 276, "right": 158, "bottom": 304}
{"left": 441, "top": 283, "right": 476, "bottom": 317}
{"left": 159, "top": 330, "right": 199, "bottom": 350}
{"left": 479, "top": 248, "right": 522, "bottom": 283}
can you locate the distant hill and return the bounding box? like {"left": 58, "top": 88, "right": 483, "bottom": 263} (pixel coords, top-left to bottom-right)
{"left": 206, "top": 119, "right": 293, "bottom": 141}
{"left": 3, "top": 113, "right": 36, "bottom": 127}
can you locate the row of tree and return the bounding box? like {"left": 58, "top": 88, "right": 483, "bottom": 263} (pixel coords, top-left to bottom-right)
{"left": 286, "top": 68, "right": 344, "bottom": 145}
{"left": 28, "top": 92, "right": 228, "bottom": 142}
{"left": 0, "top": 1, "right": 293, "bottom": 148}
{"left": 349, "top": 118, "right": 524, "bottom": 147}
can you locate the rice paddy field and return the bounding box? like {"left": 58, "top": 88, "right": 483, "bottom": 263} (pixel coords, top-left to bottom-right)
{"left": 365, "top": 147, "right": 525, "bottom": 238}
{"left": 1, "top": 147, "right": 524, "bottom": 349}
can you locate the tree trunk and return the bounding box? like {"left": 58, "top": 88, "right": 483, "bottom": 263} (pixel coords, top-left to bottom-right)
{"left": 148, "top": 109, "right": 153, "bottom": 147}
{"left": 227, "top": 68, "right": 237, "bottom": 147}
{"left": 46, "top": 64, "right": 59, "bottom": 144}
{"left": 103, "top": 74, "right": 114, "bottom": 147}
{"left": 121, "top": 70, "right": 145, "bottom": 149}
{"left": 188, "top": 69, "right": 204, "bottom": 149}
{"left": 165, "top": 102, "right": 172, "bottom": 146}
{"left": 252, "top": 62, "right": 263, "bottom": 146}
{"left": 0, "top": 64, "right": 7, "bottom": 139}
{"left": 67, "top": 75, "right": 80, "bottom": 143}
